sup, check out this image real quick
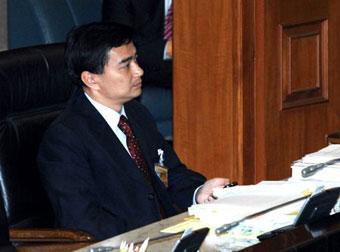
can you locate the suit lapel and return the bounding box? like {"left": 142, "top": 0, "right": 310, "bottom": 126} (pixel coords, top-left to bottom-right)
{"left": 73, "top": 91, "right": 151, "bottom": 186}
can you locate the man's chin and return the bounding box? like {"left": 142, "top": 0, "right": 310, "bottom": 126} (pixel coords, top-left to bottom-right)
{"left": 132, "top": 88, "right": 142, "bottom": 98}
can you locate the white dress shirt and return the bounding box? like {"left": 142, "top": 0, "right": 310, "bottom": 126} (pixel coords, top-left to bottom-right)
{"left": 84, "top": 92, "right": 130, "bottom": 155}
{"left": 163, "top": 0, "right": 172, "bottom": 60}
{"left": 164, "top": 0, "right": 172, "bottom": 16}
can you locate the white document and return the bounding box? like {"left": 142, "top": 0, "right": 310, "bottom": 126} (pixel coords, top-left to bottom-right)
{"left": 291, "top": 160, "right": 340, "bottom": 181}
{"left": 291, "top": 144, "right": 340, "bottom": 181}
{"left": 188, "top": 181, "right": 316, "bottom": 227}
{"left": 302, "top": 144, "right": 340, "bottom": 163}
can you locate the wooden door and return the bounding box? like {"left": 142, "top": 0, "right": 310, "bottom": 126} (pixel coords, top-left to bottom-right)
{"left": 173, "top": 0, "right": 340, "bottom": 183}
{"left": 254, "top": 0, "right": 340, "bottom": 181}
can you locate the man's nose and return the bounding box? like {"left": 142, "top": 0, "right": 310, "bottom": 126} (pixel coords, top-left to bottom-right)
{"left": 132, "top": 61, "right": 144, "bottom": 77}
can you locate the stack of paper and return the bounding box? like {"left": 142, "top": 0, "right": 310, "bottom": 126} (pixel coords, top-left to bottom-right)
{"left": 188, "top": 181, "right": 317, "bottom": 227}
{"left": 290, "top": 144, "right": 340, "bottom": 181}
{"left": 184, "top": 181, "right": 323, "bottom": 250}
{"left": 181, "top": 145, "right": 340, "bottom": 251}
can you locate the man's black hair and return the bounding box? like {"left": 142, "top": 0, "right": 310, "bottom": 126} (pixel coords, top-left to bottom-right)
{"left": 65, "top": 22, "right": 133, "bottom": 86}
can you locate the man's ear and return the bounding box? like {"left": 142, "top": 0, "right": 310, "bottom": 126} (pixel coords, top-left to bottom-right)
{"left": 81, "top": 71, "right": 99, "bottom": 90}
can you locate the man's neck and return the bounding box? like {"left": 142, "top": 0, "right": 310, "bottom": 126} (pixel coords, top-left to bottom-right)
{"left": 83, "top": 88, "right": 123, "bottom": 113}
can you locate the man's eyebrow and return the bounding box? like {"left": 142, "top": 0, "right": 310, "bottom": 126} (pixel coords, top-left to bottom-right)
{"left": 118, "top": 55, "right": 134, "bottom": 65}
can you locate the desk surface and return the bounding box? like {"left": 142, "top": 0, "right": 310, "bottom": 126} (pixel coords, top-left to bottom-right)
{"left": 75, "top": 212, "right": 340, "bottom": 252}
{"left": 74, "top": 213, "right": 189, "bottom": 252}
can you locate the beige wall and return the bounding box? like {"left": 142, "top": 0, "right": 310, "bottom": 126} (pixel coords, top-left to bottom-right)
{"left": 0, "top": 0, "right": 7, "bottom": 51}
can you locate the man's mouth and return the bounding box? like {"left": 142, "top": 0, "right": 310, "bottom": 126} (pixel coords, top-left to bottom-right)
{"left": 132, "top": 80, "right": 142, "bottom": 87}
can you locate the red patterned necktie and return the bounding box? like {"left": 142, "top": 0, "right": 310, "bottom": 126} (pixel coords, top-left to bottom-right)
{"left": 118, "top": 115, "right": 167, "bottom": 218}
{"left": 118, "top": 115, "right": 151, "bottom": 182}
{"left": 163, "top": 3, "right": 173, "bottom": 40}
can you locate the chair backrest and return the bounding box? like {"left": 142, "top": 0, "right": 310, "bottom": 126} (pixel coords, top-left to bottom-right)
{"left": 0, "top": 43, "right": 74, "bottom": 228}
{"left": 0, "top": 197, "right": 15, "bottom": 251}
{"left": 7, "top": 0, "right": 103, "bottom": 49}
{"left": 0, "top": 193, "right": 10, "bottom": 245}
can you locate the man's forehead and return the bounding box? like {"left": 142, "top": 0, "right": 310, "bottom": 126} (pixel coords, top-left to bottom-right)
{"left": 110, "top": 42, "right": 136, "bottom": 55}
{"left": 108, "top": 43, "right": 136, "bottom": 62}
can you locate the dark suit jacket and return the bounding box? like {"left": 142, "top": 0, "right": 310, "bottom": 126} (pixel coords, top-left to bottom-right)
{"left": 102, "top": 0, "right": 172, "bottom": 88}
{"left": 38, "top": 89, "right": 205, "bottom": 240}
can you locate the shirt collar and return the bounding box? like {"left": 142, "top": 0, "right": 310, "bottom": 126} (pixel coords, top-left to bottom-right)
{"left": 84, "top": 92, "right": 127, "bottom": 128}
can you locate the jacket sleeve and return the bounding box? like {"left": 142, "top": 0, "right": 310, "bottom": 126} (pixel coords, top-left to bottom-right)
{"left": 162, "top": 139, "right": 206, "bottom": 209}
{"left": 37, "top": 124, "right": 127, "bottom": 240}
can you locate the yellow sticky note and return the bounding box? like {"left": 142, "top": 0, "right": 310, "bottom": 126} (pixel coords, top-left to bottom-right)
{"left": 161, "top": 217, "right": 207, "bottom": 234}
{"left": 286, "top": 211, "right": 299, "bottom": 216}
{"left": 302, "top": 189, "right": 313, "bottom": 197}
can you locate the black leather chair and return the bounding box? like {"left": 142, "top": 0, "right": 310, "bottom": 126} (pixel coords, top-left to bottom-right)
{"left": 0, "top": 196, "right": 15, "bottom": 252}
{"left": 0, "top": 43, "right": 95, "bottom": 250}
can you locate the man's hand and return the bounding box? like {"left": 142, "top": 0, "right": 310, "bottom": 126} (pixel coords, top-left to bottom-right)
{"left": 196, "top": 178, "right": 230, "bottom": 204}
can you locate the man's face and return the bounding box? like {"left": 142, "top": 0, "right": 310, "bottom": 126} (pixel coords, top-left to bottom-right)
{"left": 90, "top": 42, "right": 144, "bottom": 110}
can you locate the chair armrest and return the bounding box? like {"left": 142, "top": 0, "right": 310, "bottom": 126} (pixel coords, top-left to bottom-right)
{"left": 15, "top": 242, "right": 93, "bottom": 252}
{"left": 9, "top": 228, "right": 96, "bottom": 242}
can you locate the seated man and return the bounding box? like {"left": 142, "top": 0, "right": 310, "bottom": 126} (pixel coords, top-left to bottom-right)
{"left": 38, "top": 22, "right": 228, "bottom": 240}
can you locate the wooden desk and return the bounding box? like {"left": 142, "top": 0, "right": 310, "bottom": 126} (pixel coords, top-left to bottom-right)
{"left": 74, "top": 213, "right": 189, "bottom": 252}
{"left": 75, "top": 212, "right": 340, "bottom": 252}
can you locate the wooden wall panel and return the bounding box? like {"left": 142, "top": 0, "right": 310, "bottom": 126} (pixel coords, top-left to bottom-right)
{"left": 173, "top": 0, "right": 340, "bottom": 184}
{"left": 281, "top": 20, "right": 328, "bottom": 109}
{"left": 173, "top": 0, "right": 244, "bottom": 181}
{"left": 255, "top": 0, "right": 340, "bottom": 181}
{"left": 328, "top": 0, "right": 340, "bottom": 120}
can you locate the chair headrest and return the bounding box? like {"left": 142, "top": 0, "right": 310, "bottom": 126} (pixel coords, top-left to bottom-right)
{"left": 0, "top": 43, "right": 74, "bottom": 119}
